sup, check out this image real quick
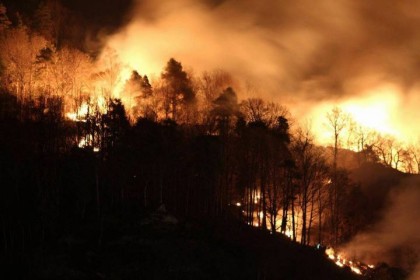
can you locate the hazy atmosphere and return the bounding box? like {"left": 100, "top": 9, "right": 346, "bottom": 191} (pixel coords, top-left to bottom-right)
{"left": 0, "top": 0, "right": 419, "bottom": 279}
{"left": 106, "top": 0, "right": 420, "bottom": 142}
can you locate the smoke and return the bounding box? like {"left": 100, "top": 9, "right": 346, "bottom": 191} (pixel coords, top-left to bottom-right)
{"left": 340, "top": 177, "right": 420, "bottom": 278}
{"left": 99, "top": 1, "right": 420, "bottom": 275}
{"left": 411, "top": 263, "right": 420, "bottom": 280}
{"left": 102, "top": 0, "right": 420, "bottom": 140}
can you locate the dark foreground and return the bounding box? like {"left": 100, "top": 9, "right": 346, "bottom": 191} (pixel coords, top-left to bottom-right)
{"left": 0, "top": 212, "right": 405, "bottom": 280}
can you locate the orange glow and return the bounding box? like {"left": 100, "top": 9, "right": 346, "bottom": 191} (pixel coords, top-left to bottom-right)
{"left": 341, "top": 85, "right": 400, "bottom": 136}
{"left": 78, "top": 137, "right": 86, "bottom": 148}
{"left": 306, "top": 84, "right": 409, "bottom": 147}
{"left": 351, "top": 266, "right": 362, "bottom": 274}
{"left": 325, "top": 247, "right": 372, "bottom": 275}
{"left": 245, "top": 206, "right": 371, "bottom": 276}
{"left": 335, "top": 259, "right": 344, "bottom": 267}
{"left": 66, "top": 103, "right": 89, "bottom": 121}
{"left": 326, "top": 247, "right": 335, "bottom": 260}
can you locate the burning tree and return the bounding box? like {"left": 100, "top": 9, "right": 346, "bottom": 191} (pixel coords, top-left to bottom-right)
{"left": 0, "top": 25, "right": 47, "bottom": 105}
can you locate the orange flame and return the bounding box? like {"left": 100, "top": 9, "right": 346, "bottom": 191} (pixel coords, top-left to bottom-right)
{"left": 325, "top": 247, "right": 374, "bottom": 275}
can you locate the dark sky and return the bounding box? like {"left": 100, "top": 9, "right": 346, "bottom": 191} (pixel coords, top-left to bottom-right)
{"left": 3, "top": 0, "right": 133, "bottom": 23}
{"left": 2, "top": 0, "right": 135, "bottom": 47}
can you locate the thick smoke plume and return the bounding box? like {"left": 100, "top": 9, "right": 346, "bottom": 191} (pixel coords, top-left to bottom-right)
{"left": 103, "top": 0, "right": 420, "bottom": 140}
{"left": 340, "top": 177, "right": 420, "bottom": 279}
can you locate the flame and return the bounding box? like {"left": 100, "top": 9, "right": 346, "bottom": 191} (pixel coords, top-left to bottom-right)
{"left": 326, "top": 247, "right": 335, "bottom": 260}
{"left": 351, "top": 266, "right": 362, "bottom": 274}
{"left": 242, "top": 201, "right": 372, "bottom": 276}
{"left": 335, "top": 259, "right": 344, "bottom": 267}
{"left": 67, "top": 101, "right": 106, "bottom": 151}
{"left": 325, "top": 247, "right": 373, "bottom": 275}
{"left": 66, "top": 103, "right": 89, "bottom": 121}
{"left": 78, "top": 137, "right": 86, "bottom": 148}
{"left": 284, "top": 229, "right": 293, "bottom": 239}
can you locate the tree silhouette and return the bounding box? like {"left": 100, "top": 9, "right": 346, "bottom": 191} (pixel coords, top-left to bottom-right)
{"left": 161, "top": 58, "right": 195, "bottom": 122}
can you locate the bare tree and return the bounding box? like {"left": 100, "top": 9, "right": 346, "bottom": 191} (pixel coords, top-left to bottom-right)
{"left": 325, "top": 106, "right": 349, "bottom": 246}
{"left": 292, "top": 125, "right": 329, "bottom": 245}
{"left": 325, "top": 106, "right": 349, "bottom": 170}
{"left": 198, "top": 70, "right": 233, "bottom": 109}
{"left": 372, "top": 134, "right": 408, "bottom": 170}
{"left": 241, "top": 98, "right": 290, "bottom": 128}
{"left": 406, "top": 144, "right": 420, "bottom": 174}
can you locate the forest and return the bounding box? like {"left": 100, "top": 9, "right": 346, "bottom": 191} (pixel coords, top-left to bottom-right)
{"left": 0, "top": 1, "right": 418, "bottom": 279}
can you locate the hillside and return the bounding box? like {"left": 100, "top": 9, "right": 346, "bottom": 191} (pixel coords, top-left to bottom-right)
{"left": 349, "top": 162, "right": 419, "bottom": 222}
{"left": 1, "top": 214, "right": 361, "bottom": 280}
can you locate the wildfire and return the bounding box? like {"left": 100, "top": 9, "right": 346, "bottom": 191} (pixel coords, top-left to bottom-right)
{"left": 239, "top": 196, "right": 374, "bottom": 277}
{"left": 66, "top": 103, "right": 89, "bottom": 122}
{"left": 326, "top": 247, "right": 335, "bottom": 260}
{"left": 341, "top": 85, "right": 400, "bottom": 137}
{"left": 65, "top": 100, "right": 109, "bottom": 151}
{"left": 78, "top": 137, "right": 86, "bottom": 148}
{"left": 325, "top": 247, "right": 374, "bottom": 275}
{"left": 309, "top": 84, "right": 408, "bottom": 147}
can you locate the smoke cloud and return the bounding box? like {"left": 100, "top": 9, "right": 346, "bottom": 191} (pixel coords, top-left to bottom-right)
{"left": 340, "top": 177, "right": 420, "bottom": 278}
{"left": 103, "top": 0, "right": 420, "bottom": 140}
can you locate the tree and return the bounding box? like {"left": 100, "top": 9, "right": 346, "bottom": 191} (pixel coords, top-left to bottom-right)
{"left": 197, "top": 69, "right": 233, "bottom": 128}
{"left": 95, "top": 47, "right": 122, "bottom": 99}
{"left": 199, "top": 70, "right": 233, "bottom": 106}
{"left": 0, "top": 25, "right": 47, "bottom": 105}
{"left": 241, "top": 98, "right": 289, "bottom": 128}
{"left": 372, "top": 134, "right": 407, "bottom": 170}
{"left": 292, "top": 126, "right": 329, "bottom": 245}
{"left": 353, "top": 125, "right": 377, "bottom": 165}
{"left": 406, "top": 144, "right": 420, "bottom": 174}
{"left": 33, "top": 0, "right": 68, "bottom": 47}
{"left": 212, "top": 87, "right": 240, "bottom": 136}
{"left": 34, "top": 45, "right": 93, "bottom": 127}
{"left": 236, "top": 101, "right": 293, "bottom": 233}
{"left": 124, "top": 71, "right": 155, "bottom": 120}
{"left": 266, "top": 116, "right": 292, "bottom": 234}
{"left": 325, "top": 106, "right": 350, "bottom": 246}
{"left": 325, "top": 106, "right": 349, "bottom": 170}
{"left": 101, "top": 98, "right": 129, "bottom": 152}
{"left": 161, "top": 58, "right": 195, "bottom": 122}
